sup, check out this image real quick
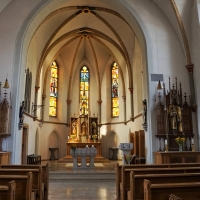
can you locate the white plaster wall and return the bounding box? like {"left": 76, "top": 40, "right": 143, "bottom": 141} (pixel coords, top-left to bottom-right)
{"left": 190, "top": 1, "right": 200, "bottom": 150}
{"left": 0, "top": 0, "right": 12, "bottom": 13}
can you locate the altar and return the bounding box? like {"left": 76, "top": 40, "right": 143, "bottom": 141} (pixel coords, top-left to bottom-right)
{"left": 59, "top": 141, "right": 108, "bottom": 163}
{"left": 58, "top": 101, "right": 110, "bottom": 163}
{"left": 66, "top": 141, "right": 101, "bottom": 157}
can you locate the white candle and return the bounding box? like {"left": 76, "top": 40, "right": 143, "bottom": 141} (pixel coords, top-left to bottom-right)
{"left": 165, "top": 139, "right": 167, "bottom": 145}
{"left": 191, "top": 138, "right": 194, "bottom": 145}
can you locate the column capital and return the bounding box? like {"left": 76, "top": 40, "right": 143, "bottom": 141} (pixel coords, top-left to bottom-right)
{"left": 35, "top": 86, "right": 40, "bottom": 93}
{"left": 186, "top": 64, "right": 194, "bottom": 73}
{"left": 128, "top": 87, "right": 133, "bottom": 93}
{"left": 67, "top": 99, "right": 72, "bottom": 104}
{"left": 97, "top": 100, "right": 102, "bottom": 105}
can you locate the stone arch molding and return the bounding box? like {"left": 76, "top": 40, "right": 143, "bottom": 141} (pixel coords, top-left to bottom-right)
{"left": 11, "top": 0, "right": 154, "bottom": 162}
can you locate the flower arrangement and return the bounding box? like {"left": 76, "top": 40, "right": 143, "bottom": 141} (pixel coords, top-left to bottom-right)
{"left": 92, "top": 135, "right": 97, "bottom": 139}
{"left": 124, "top": 154, "right": 132, "bottom": 165}
{"left": 175, "top": 137, "right": 185, "bottom": 145}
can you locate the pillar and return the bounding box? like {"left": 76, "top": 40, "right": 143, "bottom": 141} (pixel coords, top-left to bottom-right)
{"left": 186, "top": 64, "right": 197, "bottom": 112}
{"left": 67, "top": 99, "right": 71, "bottom": 126}
{"left": 122, "top": 96, "right": 126, "bottom": 123}
{"left": 129, "top": 87, "right": 134, "bottom": 121}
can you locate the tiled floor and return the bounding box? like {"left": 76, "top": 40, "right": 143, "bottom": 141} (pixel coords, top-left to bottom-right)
{"left": 43, "top": 160, "right": 121, "bottom": 200}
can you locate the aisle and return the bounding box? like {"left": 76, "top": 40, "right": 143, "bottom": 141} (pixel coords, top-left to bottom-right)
{"left": 42, "top": 160, "right": 120, "bottom": 200}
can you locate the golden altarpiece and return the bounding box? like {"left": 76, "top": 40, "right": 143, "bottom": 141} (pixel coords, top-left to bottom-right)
{"left": 64, "top": 114, "right": 103, "bottom": 162}
{"left": 154, "top": 78, "right": 194, "bottom": 151}
{"left": 69, "top": 114, "right": 98, "bottom": 142}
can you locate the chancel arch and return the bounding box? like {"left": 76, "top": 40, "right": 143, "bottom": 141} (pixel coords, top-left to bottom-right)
{"left": 7, "top": 0, "right": 184, "bottom": 165}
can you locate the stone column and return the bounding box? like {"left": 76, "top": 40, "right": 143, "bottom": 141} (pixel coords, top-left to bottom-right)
{"left": 129, "top": 87, "right": 134, "bottom": 121}
{"left": 41, "top": 95, "right": 46, "bottom": 121}
{"left": 33, "top": 86, "right": 40, "bottom": 120}
{"left": 67, "top": 99, "right": 71, "bottom": 126}
{"left": 122, "top": 96, "right": 126, "bottom": 124}
{"left": 186, "top": 64, "right": 197, "bottom": 112}
{"left": 97, "top": 100, "right": 102, "bottom": 124}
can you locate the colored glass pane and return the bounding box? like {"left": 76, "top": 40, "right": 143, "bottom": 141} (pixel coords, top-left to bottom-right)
{"left": 49, "top": 61, "right": 58, "bottom": 117}
{"left": 80, "top": 66, "right": 89, "bottom": 115}
{"left": 111, "top": 62, "right": 119, "bottom": 117}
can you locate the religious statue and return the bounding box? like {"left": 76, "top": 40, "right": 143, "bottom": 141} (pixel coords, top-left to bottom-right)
{"left": 91, "top": 122, "right": 96, "bottom": 135}
{"left": 142, "top": 99, "right": 147, "bottom": 124}
{"left": 19, "top": 101, "right": 25, "bottom": 123}
{"left": 72, "top": 122, "right": 77, "bottom": 135}
{"left": 169, "top": 105, "right": 182, "bottom": 133}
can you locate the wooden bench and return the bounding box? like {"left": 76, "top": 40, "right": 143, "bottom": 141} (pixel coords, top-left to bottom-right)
{"left": 115, "top": 163, "right": 200, "bottom": 200}
{"left": 0, "top": 168, "right": 42, "bottom": 200}
{"left": 169, "top": 194, "right": 182, "bottom": 200}
{"left": 121, "top": 167, "right": 200, "bottom": 200}
{"left": 0, "top": 163, "right": 49, "bottom": 200}
{"left": 143, "top": 179, "right": 200, "bottom": 200}
{"left": 129, "top": 172, "right": 200, "bottom": 200}
{"left": 0, "top": 173, "right": 32, "bottom": 200}
{"left": 0, "top": 180, "right": 16, "bottom": 200}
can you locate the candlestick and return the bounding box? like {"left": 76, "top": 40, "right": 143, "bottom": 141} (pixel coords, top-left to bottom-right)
{"left": 191, "top": 138, "right": 194, "bottom": 145}
{"left": 165, "top": 139, "right": 167, "bottom": 145}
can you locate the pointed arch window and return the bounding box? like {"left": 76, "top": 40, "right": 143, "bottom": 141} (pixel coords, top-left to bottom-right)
{"left": 49, "top": 61, "right": 58, "bottom": 117}
{"left": 111, "top": 62, "right": 119, "bottom": 117}
{"left": 80, "top": 66, "right": 89, "bottom": 115}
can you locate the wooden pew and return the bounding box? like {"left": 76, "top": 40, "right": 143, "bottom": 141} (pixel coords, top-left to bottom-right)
{"left": 129, "top": 172, "right": 200, "bottom": 200}
{"left": 0, "top": 163, "right": 49, "bottom": 200}
{"left": 143, "top": 179, "right": 200, "bottom": 200}
{"left": 169, "top": 194, "right": 182, "bottom": 200}
{"left": 0, "top": 172, "right": 32, "bottom": 200}
{"left": 115, "top": 163, "right": 200, "bottom": 200}
{"left": 0, "top": 168, "right": 42, "bottom": 200}
{"left": 121, "top": 167, "right": 200, "bottom": 200}
{"left": 0, "top": 180, "right": 16, "bottom": 200}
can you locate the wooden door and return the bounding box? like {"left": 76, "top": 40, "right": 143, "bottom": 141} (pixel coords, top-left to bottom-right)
{"left": 21, "top": 126, "right": 28, "bottom": 164}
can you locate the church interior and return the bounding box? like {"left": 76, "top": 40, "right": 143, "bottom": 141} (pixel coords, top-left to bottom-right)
{"left": 0, "top": 0, "right": 200, "bottom": 200}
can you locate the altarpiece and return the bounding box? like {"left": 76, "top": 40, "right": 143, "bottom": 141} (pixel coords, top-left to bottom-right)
{"left": 155, "top": 78, "right": 193, "bottom": 151}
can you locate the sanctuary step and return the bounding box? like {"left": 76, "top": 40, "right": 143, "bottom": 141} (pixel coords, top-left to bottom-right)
{"left": 49, "top": 171, "right": 116, "bottom": 181}
{"left": 58, "top": 155, "right": 110, "bottom": 163}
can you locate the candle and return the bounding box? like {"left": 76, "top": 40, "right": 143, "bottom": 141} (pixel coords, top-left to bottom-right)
{"left": 165, "top": 139, "right": 167, "bottom": 145}
{"left": 191, "top": 138, "right": 194, "bottom": 145}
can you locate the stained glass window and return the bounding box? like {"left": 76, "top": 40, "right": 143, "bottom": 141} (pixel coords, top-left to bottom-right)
{"left": 49, "top": 61, "right": 58, "bottom": 117}
{"left": 80, "top": 66, "right": 89, "bottom": 115}
{"left": 111, "top": 62, "right": 119, "bottom": 117}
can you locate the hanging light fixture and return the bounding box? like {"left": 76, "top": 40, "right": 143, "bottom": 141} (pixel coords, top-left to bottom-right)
{"left": 3, "top": 78, "right": 9, "bottom": 89}
{"left": 157, "top": 80, "right": 162, "bottom": 90}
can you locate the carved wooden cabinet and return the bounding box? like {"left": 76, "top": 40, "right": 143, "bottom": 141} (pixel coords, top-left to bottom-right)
{"left": 155, "top": 78, "right": 194, "bottom": 151}
{"left": 154, "top": 151, "right": 200, "bottom": 164}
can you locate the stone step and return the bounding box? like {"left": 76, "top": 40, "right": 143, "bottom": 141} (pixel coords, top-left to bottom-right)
{"left": 49, "top": 172, "right": 116, "bottom": 180}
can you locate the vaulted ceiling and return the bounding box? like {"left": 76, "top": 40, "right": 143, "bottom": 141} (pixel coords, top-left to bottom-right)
{"left": 29, "top": 4, "right": 136, "bottom": 88}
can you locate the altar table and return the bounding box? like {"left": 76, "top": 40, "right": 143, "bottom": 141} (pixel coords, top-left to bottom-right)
{"left": 66, "top": 141, "right": 101, "bottom": 157}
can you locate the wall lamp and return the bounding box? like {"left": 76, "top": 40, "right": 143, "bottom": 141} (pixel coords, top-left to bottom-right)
{"left": 31, "top": 102, "right": 44, "bottom": 115}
